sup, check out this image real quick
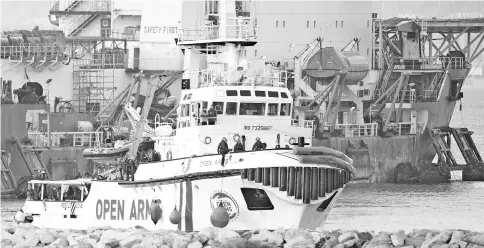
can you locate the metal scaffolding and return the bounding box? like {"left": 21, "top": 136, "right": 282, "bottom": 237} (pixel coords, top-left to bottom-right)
{"left": 69, "top": 37, "right": 127, "bottom": 116}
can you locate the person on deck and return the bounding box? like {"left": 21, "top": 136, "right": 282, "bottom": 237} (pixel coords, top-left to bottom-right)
{"left": 208, "top": 105, "right": 217, "bottom": 125}
{"left": 234, "top": 140, "right": 245, "bottom": 152}
{"left": 200, "top": 108, "right": 209, "bottom": 125}
{"left": 217, "top": 137, "right": 230, "bottom": 166}
{"left": 252, "top": 137, "right": 264, "bottom": 151}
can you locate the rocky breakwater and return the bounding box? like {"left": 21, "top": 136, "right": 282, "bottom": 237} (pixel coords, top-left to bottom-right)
{"left": 1, "top": 223, "right": 484, "bottom": 248}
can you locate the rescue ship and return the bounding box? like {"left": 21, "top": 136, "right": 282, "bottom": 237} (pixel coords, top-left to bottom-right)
{"left": 14, "top": 2, "right": 356, "bottom": 231}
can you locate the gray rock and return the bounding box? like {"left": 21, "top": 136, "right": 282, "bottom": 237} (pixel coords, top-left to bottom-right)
{"left": 13, "top": 228, "right": 29, "bottom": 239}
{"left": 391, "top": 231, "right": 406, "bottom": 247}
{"left": 7, "top": 232, "right": 26, "bottom": 246}
{"left": 339, "top": 232, "right": 357, "bottom": 243}
{"left": 413, "top": 230, "right": 433, "bottom": 238}
{"left": 37, "top": 229, "right": 57, "bottom": 245}
{"left": 422, "top": 231, "right": 453, "bottom": 248}
{"left": 399, "top": 246, "right": 414, "bottom": 248}
{"left": 4, "top": 227, "right": 15, "bottom": 235}
{"left": 334, "top": 244, "right": 346, "bottom": 248}
{"left": 437, "top": 244, "right": 452, "bottom": 248}
{"left": 467, "top": 244, "right": 484, "bottom": 248}
{"left": 17, "top": 223, "right": 36, "bottom": 230}
{"left": 119, "top": 234, "right": 143, "bottom": 248}
{"left": 450, "top": 231, "right": 466, "bottom": 244}
{"left": 345, "top": 239, "right": 357, "bottom": 248}
{"left": 68, "top": 233, "right": 82, "bottom": 246}
{"left": 364, "top": 232, "right": 392, "bottom": 248}
{"left": 99, "top": 230, "right": 125, "bottom": 247}
{"left": 1, "top": 240, "right": 13, "bottom": 248}
{"left": 207, "top": 239, "right": 222, "bottom": 247}
{"left": 216, "top": 230, "right": 240, "bottom": 243}
{"left": 406, "top": 237, "right": 426, "bottom": 247}
{"left": 95, "top": 243, "right": 111, "bottom": 248}
{"left": 240, "top": 231, "right": 252, "bottom": 239}
{"left": 21, "top": 234, "right": 40, "bottom": 247}
{"left": 199, "top": 227, "right": 222, "bottom": 241}
{"left": 192, "top": 232, "right": 210, "bottom": 244}
{"left": 87, "top": 226, "right": 112, "bottom": 234}
{"left": 78, "top": 241, "right": 95, "bottom": 248}
{"left": 75, "top": 234, "right": 101, "bottom": 247}
{"left": 463, "top": 233, "right": 484, "bottom": 246}
{"left": 323, "top": 237, "right": 339, "bottom": 248}
{"left": 47, "top": 238, "right": 69, "bottom": 247}
{"left": 267, "top": 232, "right": 284, "bottom": 246}
{"left": 358, "top": 232, "right": 374, "bottom": 243}
{"left": 187, "top": 240, "right": 203, "bottom": 248}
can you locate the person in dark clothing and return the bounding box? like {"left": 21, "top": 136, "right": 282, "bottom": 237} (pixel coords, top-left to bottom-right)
{"left": 200, "top": 108, "right": 209, "bottom": 125}
{"left": 208, "top": 105, "right": 217, "bottom": 125}
{"left": 217, "top": 137, "right": 230, "bottom": 166}
{"left": 252, "top": 137, "right": 263, "bottom": 151}
{"left": 233, "top": 140, "right": 245, "bottom": 152}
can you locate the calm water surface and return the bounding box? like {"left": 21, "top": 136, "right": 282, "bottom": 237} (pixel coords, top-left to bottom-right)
{"left": 2, "top": 89, "right": 484, "bottom": 231}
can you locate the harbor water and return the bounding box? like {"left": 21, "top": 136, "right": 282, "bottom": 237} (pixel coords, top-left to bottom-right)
{"left": 2, "top": 89, "right": 484, "bottom": 232}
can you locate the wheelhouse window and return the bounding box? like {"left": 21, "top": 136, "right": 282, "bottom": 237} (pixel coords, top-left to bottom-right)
{"left": 240, "top": 102, "right": 265, "bottom": 115}
{"left": 281, "top": 92, "right": 289, "bottom": 98}
{"left": 226, "top": 90, "right": 238, "bottom": 96}
{"left": 280, "top": 103, "right": 291, "bottom": 116}
{"left": 240, "top": 90, "right": 251, "bottom": 96}
{"left": 268, "top": 91, "right": 279, "bottom": 98}
{"left": 268, "top": 103, "right": 279, "bottom": 116}
{"left": 226, "top": 102, "right": 237, "bottom": 115}
{"left": 255, "top": 91, "right": 266, "bottom": 97}
{"left": 212, "top": 102, "right": 224, "bottom": 114}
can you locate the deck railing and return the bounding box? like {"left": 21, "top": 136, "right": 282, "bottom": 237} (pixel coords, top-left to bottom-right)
{"left": 175, "top": 117, "right": 313, "bottom": 132}
{"left": 74, "top": 53, "right": 127, "bottom": 69}
{"left": 386, "top": 122, "right": 424, "bottom": 135}
{"left": 392, "top": 57, "right": 465, "bottom": 70}
{"left": 179, "top": 17, "right": 256, "bottom": 42}
{"left": 74, "top": 29, "right": 140, "bottom": 40}
{"left": 28, "top": 131, "right": 103, "bottom": 147}
{"left": 0, "top": 45, "right": 65, "bottom": 59}
{"left": 186, "top": 68, "right": 289, "bottom": 88}
{"left": 372, "top": 88, "right": 439, "bottom": 103}
{"left": 50, "top": 0, "right": 111, "bottom": 12}
{"left": 332, "top": 123, "right": 379, "bottom": 137}
{"left": 126, "top": 58, "right": 182, "bottom": 71}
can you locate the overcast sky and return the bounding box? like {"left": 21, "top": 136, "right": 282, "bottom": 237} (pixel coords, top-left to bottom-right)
{"left": 1, "top": 0, "right": 483, "bottom": 31}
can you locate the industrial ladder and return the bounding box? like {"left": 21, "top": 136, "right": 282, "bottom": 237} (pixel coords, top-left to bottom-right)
{"left": 373, "top": 56, "right": 395, "bottom": 100}
{"left": 429, "top": 61, "right": 451, "bottom": 91}
{"left": 12, "top": 137, "right": 51, "bottom": 179}
{"left": 1, "top": 150, "right": 17, "bottom": 192}
{"left": 430, "top": 127, "right": 483, "bottom": 169}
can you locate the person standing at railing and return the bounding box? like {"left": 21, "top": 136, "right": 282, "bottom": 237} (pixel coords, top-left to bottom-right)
{"left": 217, "top": 137, "right": 230, "bottom": 166}
{"left": 234, "top": 140, "right": 245, "bottom": 152}
{"left": 252, "top": 137, "right": 263, "bottom": 151}
{"left": 312, "top": 115, "right": 320, "bottom": 133}
{"left": 200, "top": 108, "right": 209, "bottom": 125}
{"left": 208, "top": 105, "right": 217, "bottom": 125}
